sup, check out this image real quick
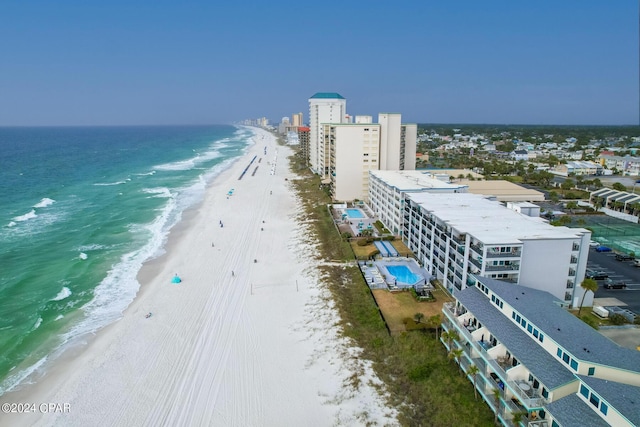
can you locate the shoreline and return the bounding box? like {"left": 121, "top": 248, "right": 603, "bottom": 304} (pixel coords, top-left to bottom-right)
{"left": 1, "top": 127, "right": 397, "bottom": 426}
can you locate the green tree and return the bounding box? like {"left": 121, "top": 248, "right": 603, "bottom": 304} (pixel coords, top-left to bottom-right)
{"left": 565, "top": 201, "right": 578, "bottom": 214}
{"left": 448, "top": 348, "right": 464, "bottom": 375}
{"left": 442, "top": 329, "right": 460, "bottom": 350}
{"left": 612, "top": 182, "right": 627, "bottom": 191}
{"left": 578, "top": 278, "right": 598, "bottom": 315}
{"left": 561, "top": 179, "right": 575, "bottom": 192}
{"left": 413, "top": 312, "right": 425, "bottom": 324}
{"left": 467, "top": 364, "right": 480, "bottom": 400}
{"left": 492, "top": 388, "right": 502, "bottom": 424}
{"left": 427, "top": 314, "right": 442, "bottom": 340}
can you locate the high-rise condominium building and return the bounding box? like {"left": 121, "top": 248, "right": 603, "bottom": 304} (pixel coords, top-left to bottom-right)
{"left": 402, "top": 192, "right": 591, "bottom": 306}
{"left": 308, "top": 92, "right": 347, "bottom": 176}
{"left": 292, "top": 112, "right": 303, "bottom": 127}
{"left": 378, "top": 113, "right": 417, "bottom": 170}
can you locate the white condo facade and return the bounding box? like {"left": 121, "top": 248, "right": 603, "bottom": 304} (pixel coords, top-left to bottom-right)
{"left": 326, "top": 123, "right": 381, "bottom": 202}
{"left": 403, "top": 192, "right": 591, "bottom": 306}
{"left": 308, "top": 92, "right": 347, "bottom": 177}
{"left": 368, "top": 170, "right": 469, "bottom": 235}
{"left": 378, "top": 113, "right": 417, "bottom": 170}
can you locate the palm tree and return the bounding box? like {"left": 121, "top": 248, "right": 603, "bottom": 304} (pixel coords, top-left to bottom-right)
{"left": 492, "top": 388, "right": 502, "bottom": 424}
{"left": 467, "top": 364, "right": 480, "bottom": 400}
{"left": 442, "top": 329, "right": 460, "bottom": 350}
{"left": 427, "top": 314, "right": 441, "bottom": 339}
{"left": 578, "top": 278, "right": 599, "bottom": 315}
{"left": 448, "top": 348, "right": 464, "bottom": 375}
{"left": 413, "top": 312, "right": 425, "bottom": 324}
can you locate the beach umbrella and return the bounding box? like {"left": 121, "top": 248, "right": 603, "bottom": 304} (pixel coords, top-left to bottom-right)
{"left": 171, "top": 274, "right": 182, "bottom": 284}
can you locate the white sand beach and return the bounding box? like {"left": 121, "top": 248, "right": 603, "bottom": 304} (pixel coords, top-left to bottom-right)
{"left": 2, "top": 127, "right": 397, "bottom": 426}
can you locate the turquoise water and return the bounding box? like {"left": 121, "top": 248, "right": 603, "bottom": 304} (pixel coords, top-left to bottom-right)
{"left": 0, "top": 125, "right": 253, "bottom": 394}
{"left": 386, "top": 265, "right": 420, "bottom": 285}
{"left": 346, "top": 208, "right": 365, "bottom": 218}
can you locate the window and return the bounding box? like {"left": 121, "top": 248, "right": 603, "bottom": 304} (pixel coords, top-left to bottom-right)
{"left": 542, "top": 388, "right": 548, "bottom": 398}
{"left": 552, "top": 422, "right": 559, "bottom": 427}
{"left": 562, "top": 353, "right": 570, "bottom": 364}
{"left": 588, "top": 367, "right": 595, "bottom": 376}
{"left": 580, "top": 384, "right": 589, "bottom": 398}
{"left": 600, "top": 402, "right": 608, "bottom": 415}
{"left": 527, "top": 324, "right": 533, "bottom": 333}
{"left": 539, "top": 333, "right": 544, "bottom": 343}
{"left": 516, "top": 314, "right": 521, "bottom": 323}
{"left": 557, "top": 348, "right": 563, "bottom": 358}
{"left": 533, "top": 329, "right": 539, "bottom": 338}
{"left": 570, "top": 359, "right": 578, "bottom": 370}
{"left": 521, "top": 319, "right": 527, "bottom": 328}
{"left": 589, "top": 393, "right": 600, "bottom": 407}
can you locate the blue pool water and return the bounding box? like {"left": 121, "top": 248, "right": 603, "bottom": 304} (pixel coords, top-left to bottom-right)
{"left": 386, "top": 265, "right": 421, "bottom": 285}
{"left": 346, "top": 208, "right": 364, "bottom": 219}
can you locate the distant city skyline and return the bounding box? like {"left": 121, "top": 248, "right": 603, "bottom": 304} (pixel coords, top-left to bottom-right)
{"left": 0, "top": 1, "right": 638, "bottom": 126}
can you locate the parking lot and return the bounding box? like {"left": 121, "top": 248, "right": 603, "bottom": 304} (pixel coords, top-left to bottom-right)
{"left": 587, "top": 247, "right": 640, "bottom": 315}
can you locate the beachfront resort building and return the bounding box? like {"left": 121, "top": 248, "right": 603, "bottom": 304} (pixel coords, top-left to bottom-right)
{"left": 326, "top": 113, "right": 418, "bottom": 201}
{"left": 367, "top": 170, "right": 469, "bottom": 235}
{"left": 442, "top": 275, "right": 640, "bottom": 427}
{"left": 308, "top": 92, "right": 348, "bottom": 177}
{"left": 403, "top": 193, "right": 592, "bottom": 306}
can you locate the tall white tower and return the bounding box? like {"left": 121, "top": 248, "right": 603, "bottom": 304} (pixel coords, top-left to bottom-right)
{"left": 308, "top": 93, "right": 347, "bottom": 176}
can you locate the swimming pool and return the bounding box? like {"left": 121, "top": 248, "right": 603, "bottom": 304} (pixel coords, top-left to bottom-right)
{"left": 386, "top": 265, "right": 421, "bottom": 285}
{"left": 345, "top": 208, "right": 365, "bottom": 219}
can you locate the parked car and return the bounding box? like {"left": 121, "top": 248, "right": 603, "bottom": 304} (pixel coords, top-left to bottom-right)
{"left": 615, "top": 253, "right": 635, "bottom": 261}
{"left": 586, "top": 270, "right": 609, "bottom": 280}
{"left": 603, "top": 278, "right": 627, "bottom": 289}
{"left": 634, "top": 259, "right": 640, "bottom": 267}
{"left": 589, "top": 240, "right": 600, "bottom": 247}
{"left": 595, "top": 246, "right": 612, "bottom": 252}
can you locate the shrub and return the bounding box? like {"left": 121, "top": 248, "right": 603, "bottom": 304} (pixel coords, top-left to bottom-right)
{"left": 580, "top": 315, "right": 599, "bottom": 330}
{"left": 609, "top": 313, "right": 628, "bottom": 325}
{"left": 341, "top": 232, "right": 352, "bottom": 240}
{"left": 356, "top": 238, "right": 369, "bottom": 246}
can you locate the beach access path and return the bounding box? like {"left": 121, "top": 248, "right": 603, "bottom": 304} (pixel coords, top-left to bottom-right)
{"left": 3, "top": 127, "right": 397, "bottom": 427}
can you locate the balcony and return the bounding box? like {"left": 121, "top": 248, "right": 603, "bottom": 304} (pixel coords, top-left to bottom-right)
{"left": 486, "top": 249, "right": 522, "bottom": 258}
{"left": 485, "top": 264, "right": 519, "bottom": 272}
{"left": 470, "top": 243, "right": 483, "bottom": 255}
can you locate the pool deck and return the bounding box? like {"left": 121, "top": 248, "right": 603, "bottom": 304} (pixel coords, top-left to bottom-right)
{"left": 359, "top": 258, "right": 433, "bottom": 291}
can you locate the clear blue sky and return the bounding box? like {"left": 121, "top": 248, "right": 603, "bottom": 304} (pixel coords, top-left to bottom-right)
{"left": 1, "top": 1, "right": 638, "bottom": 126}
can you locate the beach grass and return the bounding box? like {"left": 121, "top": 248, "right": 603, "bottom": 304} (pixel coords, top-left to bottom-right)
{"left": 288, "top": 152, "right": 495, "bottom": 427}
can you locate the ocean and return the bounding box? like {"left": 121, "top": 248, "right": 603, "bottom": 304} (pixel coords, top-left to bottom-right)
{"left": 0, "top": 124, "right": 252, "bottom": 394}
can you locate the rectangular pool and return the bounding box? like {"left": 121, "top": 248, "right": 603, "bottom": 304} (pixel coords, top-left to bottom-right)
{"left": 345, "top": 208, "right": 365, "bottom": 219}
{"left": 386, "top": 265, "right": 421, "bottom": 285}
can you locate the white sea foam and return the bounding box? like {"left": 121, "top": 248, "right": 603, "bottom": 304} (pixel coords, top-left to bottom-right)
{"left": 7, "top": 221, "right": 16, "bottom": 227}
{"left": 154, "top": 148, "right": 222, "bottom": 172}
{"left": 77, "top": 244, "right": 106, "bottom": 251}
{"left": 33, "top": 198, "right": 55, "bottom": 208}
{"left": 0, "top": 355, "right": 49, "bottom": 394}
{"left": 79, "top": 253, "right": 88, "bottom": 260}
{"left": 13, "top": 209, "right": 37, "bottom": 222}
{"left": 54, "top": 315, "right": 64, "bottom": 321}
{"left": 142, "top": 187, "right": 172, "bottom": 198}
{"left": 33, "top": 318, "right": 43, "bottom": 330}
{"left": 94, "top": 180, "right": 129, "bottom": 186}
{"left": 52, "top": 287, "right": 72, "bottom": 301}
{"left": 136, "top": 170, "right": 156, "bottom": 176}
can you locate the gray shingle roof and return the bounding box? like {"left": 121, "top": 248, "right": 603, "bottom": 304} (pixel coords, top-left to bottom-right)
{"left": 456, "top": 286, "right": 575, "bottom": 389}
{"left": 545, "top": 393, "right": 610, "bottom": 427}
{"left": 579, "top": 375, "right": 640, "bottom": 426}
{"left": 475, "top": 276, "right": 640, "bottom": 373}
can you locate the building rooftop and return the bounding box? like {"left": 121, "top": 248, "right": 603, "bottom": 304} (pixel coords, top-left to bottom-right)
{"left": 463, "top": 180, "right": 545, "bottom": 202}
{"left": 476, "top": 276, "right": 640, "bottom": 374}
{"left": 370, "top": 170, "right": 468, "bottom": 192}
{"left": 309, "top": 92, "right": 345, "bottom": 99}
{"left": 579, "top": 376, "right": 640, "bottom": 426}
{"left": 545, "top": 393, "right": 610, "bottom": 427}
{"left": 456, "top": 285, "right": 575, "bottom": 389}
{"left": 407, "top": 193, "right": 588, "bottom": 244}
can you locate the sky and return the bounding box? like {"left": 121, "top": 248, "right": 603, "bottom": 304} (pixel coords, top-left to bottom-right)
{"left": 0, "top": 1, "right": 638, "bottom": 126}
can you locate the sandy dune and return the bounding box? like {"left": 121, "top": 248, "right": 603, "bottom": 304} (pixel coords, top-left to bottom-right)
{"left": 2, "top": 127, "right": 397, "bottom": 427}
